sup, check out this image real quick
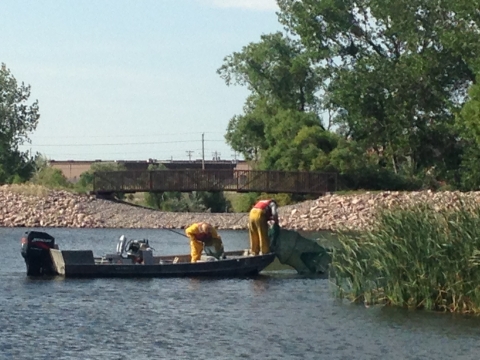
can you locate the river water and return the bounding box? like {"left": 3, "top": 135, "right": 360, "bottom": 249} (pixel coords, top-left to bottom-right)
{"left": 1, "top": 227, "right": 480, "bottom": 360}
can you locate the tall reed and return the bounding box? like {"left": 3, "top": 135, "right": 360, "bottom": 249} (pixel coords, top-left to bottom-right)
{"left": 331, "top": 202, "right": 480, "bottom": 314}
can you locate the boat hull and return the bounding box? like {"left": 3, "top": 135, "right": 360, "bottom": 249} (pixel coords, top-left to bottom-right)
{"left": 50, "top": 249, "right": 276, "bottom": 278}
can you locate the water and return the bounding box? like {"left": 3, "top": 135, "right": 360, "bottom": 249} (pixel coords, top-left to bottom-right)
{"left": 2, "top": 227, "right": 480, "bottom": 360}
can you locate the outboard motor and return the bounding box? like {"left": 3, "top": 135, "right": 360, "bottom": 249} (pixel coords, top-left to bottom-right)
{"left": 20, "top": 231, "right": 56, "bottom": 276}
{"left": 116, "top": 235, "right": 127, "bottom": 256}
{"left": 125, "top": 239, "right": 152, "bottom": 264}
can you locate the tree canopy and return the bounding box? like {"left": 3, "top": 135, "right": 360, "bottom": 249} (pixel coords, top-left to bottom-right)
{"left": 0, "top": 64, "right": 39, "bottom": 183}
{"left": 219, "top": 0, "right": 480, "bottom": 190}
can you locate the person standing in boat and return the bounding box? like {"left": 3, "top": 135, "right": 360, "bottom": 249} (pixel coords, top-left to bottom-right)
{"left": 248, "top": 199, "right": 278, "bottom": 255}
{"left": 185, "top": 222, "right": 224, "bottom": 262}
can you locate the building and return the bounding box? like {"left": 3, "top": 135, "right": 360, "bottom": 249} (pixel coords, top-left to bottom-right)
{"left": 49, "top": 159, "right": 253, "bottom": 183}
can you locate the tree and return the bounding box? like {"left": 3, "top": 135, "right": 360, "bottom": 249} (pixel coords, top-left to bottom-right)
{"left": 218, "top": 32, "right": 329, "bottom": 168}
{"left": 224, "top": 97, "right": 267, "bottom": 161}
{"left": 218, "top": 32, "right": 322, "bottom": 112}
{"left": 277, "top": 0, "right": 480, "bottom": 182}
{"left": 190, "top": 191, "right": 231, "bottom": 213}
{"left": 458, "top": 81, "right": 480, "bottom": 145}
{"left": 456, "top": 80, "right": 480, "bottom": 189}
{"left": 0, "top": 63, "right": 40, "bottom": 183}
{"left": 261, "top": 108, "right": 330, "bottom": 170}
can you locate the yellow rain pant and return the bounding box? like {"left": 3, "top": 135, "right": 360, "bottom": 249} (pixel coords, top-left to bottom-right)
{"left": 248, "top": 208, "right": 270, "bottom": 255}
{"left": 190, "top": 239, "right": 204, "bottom": 263}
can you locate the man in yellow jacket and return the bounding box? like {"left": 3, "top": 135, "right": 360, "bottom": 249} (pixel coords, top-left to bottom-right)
{"left": 248, "top": 199, "right": 278, "bottom": 255}
{"left": 185, "top": 222, "right": 224, "bottom": 263}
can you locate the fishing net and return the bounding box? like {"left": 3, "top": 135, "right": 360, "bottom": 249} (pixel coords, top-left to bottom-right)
{"left": 268, "top": 223, "right": 331, "bottom": 274}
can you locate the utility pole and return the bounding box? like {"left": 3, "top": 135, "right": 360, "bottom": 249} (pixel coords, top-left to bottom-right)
{"left": 186, "top": 150, "right": 194, "bottom": 161}
{"left": 231, "top": 151, "right": 237, "bottom": 161}
{"left": 201, "top": 133, "right": 205, "bottom": 170}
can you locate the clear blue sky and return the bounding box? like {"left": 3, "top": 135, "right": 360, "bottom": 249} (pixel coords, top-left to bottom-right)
{"left": 2, "top": 0, "right": 281, "bottom": 161}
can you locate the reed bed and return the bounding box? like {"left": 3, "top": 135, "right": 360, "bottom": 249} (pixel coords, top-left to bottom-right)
{"left": 331, "top": 203, "right": 480, "bottom": 314}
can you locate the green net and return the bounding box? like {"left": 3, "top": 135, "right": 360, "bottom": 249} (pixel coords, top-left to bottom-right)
{"left": 268, "top": 223, "right": 331, "bottom": 274}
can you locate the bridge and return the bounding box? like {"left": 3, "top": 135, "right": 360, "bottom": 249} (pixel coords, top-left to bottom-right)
{"left": 92, "top": 169, "right": 337, "bottom": 196}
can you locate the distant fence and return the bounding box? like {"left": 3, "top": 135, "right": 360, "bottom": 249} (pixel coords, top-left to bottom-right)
{"left": 92, "top": 169, "right": 337, "bottom": 195}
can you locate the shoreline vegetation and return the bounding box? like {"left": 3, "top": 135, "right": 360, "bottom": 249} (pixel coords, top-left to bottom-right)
{"left": 332, "top": 204, "right": 480, "bottom": 314}
{"left": 5, "top": 184, "right": 480, "bottom": 314}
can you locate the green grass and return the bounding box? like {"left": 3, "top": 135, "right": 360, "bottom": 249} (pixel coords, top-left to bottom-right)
{"left": 331, "top": 202, "right": 480, "bottom": 314}
{"left": 2, "top": 183, "right": 52, "bottom": 197}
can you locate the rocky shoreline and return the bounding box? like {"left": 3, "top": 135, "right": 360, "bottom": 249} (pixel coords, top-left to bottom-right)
{"left": 1, "top": 185, "right": 479, "bottom": 231}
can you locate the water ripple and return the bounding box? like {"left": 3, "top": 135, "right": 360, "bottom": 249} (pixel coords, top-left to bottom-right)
{"left": 2, "top": 228, "right": 480, "bottom": 359}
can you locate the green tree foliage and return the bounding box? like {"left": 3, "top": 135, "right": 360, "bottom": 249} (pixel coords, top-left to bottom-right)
{"left": 218, "top": 33, "right": 329, "bottom": 164}
{"left": 456, "top": 82, "right": 480, "bottom": 189}
{"left": 227, "top": 192, "right": 259, "bottom": 212}
{"left": 32, "top": 167, "right": 71, "bottom": 189}
{"left": 261, "top": 109, "right": 334, "bottom": 170}
{"left": 218, "top": 32, "right": 321, "bottom": 112}
{"left": 0, "top": 64, "right": 39, "bottom": 184}
{"left": 145, "top": 191, "right": 187, "bottom": 211}
{"left": 459, "top": 82, "right": 480, "bottom": 144}
{"left": 276, "top": 0, "right": 479, "bottom": 183}
{"left": 25, "top": 154, "right": 71, "bottom": 188}
{"left": 219, "top": 0, "right": 480, "bottom": 190}
{"left": 224, "top": 100, "right": 266, "bottom": 161}
{"left": 191, "top": 191, "right": 231, "bottom": 213}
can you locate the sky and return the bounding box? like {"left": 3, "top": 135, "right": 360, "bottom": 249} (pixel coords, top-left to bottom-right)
{"left": 2, "top": 0, "right": 282, "bottom": 162}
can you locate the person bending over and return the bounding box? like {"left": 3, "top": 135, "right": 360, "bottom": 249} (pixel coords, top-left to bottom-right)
{"left": 185, "top": 222, "right": 224, "bottom": 262}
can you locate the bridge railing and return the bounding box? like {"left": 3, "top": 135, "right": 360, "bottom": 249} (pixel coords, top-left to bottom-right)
{"left": 93, "top": 169, "right": 337, "bottom": 195}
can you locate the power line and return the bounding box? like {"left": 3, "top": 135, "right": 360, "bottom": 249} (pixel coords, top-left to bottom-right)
{"left": 26, "top": 140, "right": 226, "bottom": 147}
{"left": 27, "top": 131, "right": 226, "bottom": 139}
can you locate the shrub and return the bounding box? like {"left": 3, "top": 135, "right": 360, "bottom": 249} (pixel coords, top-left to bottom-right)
{"left": 227, "top": 192, "right": 259, "bottom": 212}
{"left": 31, "top": 167, "right": 71, "bottom": 189}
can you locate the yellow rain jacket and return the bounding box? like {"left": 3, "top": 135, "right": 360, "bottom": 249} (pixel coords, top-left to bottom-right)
{"left": 185, "top": 223, "right": 224, "bottom": 263}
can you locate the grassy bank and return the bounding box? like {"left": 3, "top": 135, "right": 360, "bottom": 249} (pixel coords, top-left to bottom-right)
{"left": 331, "top": 203, "right": 480, "bottom": 314}
{"left": 1, "top": 183, "right": 53, "bottom": 197}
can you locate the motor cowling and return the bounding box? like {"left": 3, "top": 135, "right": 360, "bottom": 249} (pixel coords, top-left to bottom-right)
{"left": 126, "top": 239, "right": 152, "bottom": 264}
{"left": 21, "top": 231, "right": 57, "bottom": 276}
